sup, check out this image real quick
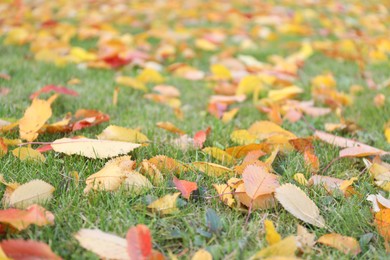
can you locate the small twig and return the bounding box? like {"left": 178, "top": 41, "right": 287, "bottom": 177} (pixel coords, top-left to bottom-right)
{"left": 321, "top": 156, "right": 343, "bottom": 175}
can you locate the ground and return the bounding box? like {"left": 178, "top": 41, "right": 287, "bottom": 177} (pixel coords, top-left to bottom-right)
{"left": 0, "top": 0, "right": 390, "bottom": 259}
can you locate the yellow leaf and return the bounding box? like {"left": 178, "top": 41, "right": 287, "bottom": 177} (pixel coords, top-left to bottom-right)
{"left": 268, "top": 86, "right": 303, "bottom": 102}
{"left": 293, "top": 173, "right": 308, "bottom": 185}
{"left": 137, "top": 68, "right": 164, "bottom": 84}
{"left": 4, "top": 28, "right": 29, "bottom": 45}
{"left": 213, "top": 184, "right": 235, "bottom": 207}
{"left": 236, "top": 75, "right": 263, "bottom": 96}
{"left": 116, "top": 76, "right": 147, "bottom": 91}
{"left": 12, "top": 147, "right": 45, "bottom": 163}
{"left": 211, "top": 64, "right": 231, "bottom": 80}
{"left": 97, "top": 125, "right": 149, "bottom": 143}
{"left": 203, "top": 147, "right": 236, "bottom": 165}
{"left": 385, "top": 127, "right": 390, "bottom": 143}
{"left": 265, "top": 219, "right": 281, "bottom": 245}
{"left": 222, "top": 108, "right": 239, "bottom": 123}
{"left": 248, "top": 121, "right": 296, "bottom": 140}
{"left": 19, "top": 97, "right": 56, "bottom": 141}
{"left": 230, "top": 130, "right": 257, "bottom": 145}
{"left": 148, "top": 192, "right": 180, "bottom": 215}
{"left": 124, "top": 172, "right": 152, "bottom": 194}
{"left": 275, "top": 183, "right": 325, "bottom": 228}
{"left": 195, "top": 39, "right": 217, "bottom": 51}
{"left": 70, "top": 47, "right": 97, "bottom": 62}
{"left": 317, "top": 233, "right": 361, "bottom": 256}
{"left": 251, "top": 236, "right": 297, "bottom": 259}
{"left": 192, "top": 249, "right": 212, "bottom": 260}
{"left": 84, "top": 156, "right": 135, "bottom": 193}
{"left": 140, "top": 160, "right": 164, "bottom": 185}
{"left": 311, "top": 73, "right": 336, "bottom": 89}
{"left": 226, "top": 143, "right": 270, "bottom": 158}
{"left": 51, "top": 138, "right": 141, "bottom": 159}
{"left": 9, "top": 180, "right": 55, "bottom": 209}
{"left": 74, "top": 229, "right": 128, "bottom": 259}
{"left": 192, "top": 162, "right": 232, "bottom": 177}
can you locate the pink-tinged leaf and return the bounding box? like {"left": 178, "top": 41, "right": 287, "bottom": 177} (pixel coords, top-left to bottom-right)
{"left": 0, "top": 239, "right": 61, "bottom": 260}
{"left": 0, "top": 204, "right": 54, "bottom": 231}
{"left": 314, "top": 130, "right": 388, "bottom": 156}
{"left": 36, "top": 144, "right": 53, "bottom": 153}
{"left": 339, "top": 146, "right": 385, "bottom": 158}
{"left": 126, "top": 224, "right": 153, "bottom": 260}
{"left": 243, "top": 150, "right": 266, "bottom": 163}
{"left": 242, "top": 165, "right": 280, "bottom": 199}
{"left": 172, "top": 177, "right": 198, "bottom": 200}
{"left": 193, "top": 127, "right": 211, "bottom": 149}
{"left": 30, "top": 85, "right": 79, "bottom": 100}
{"left": 72, "top": 109, "right": 110, "bottom": 131}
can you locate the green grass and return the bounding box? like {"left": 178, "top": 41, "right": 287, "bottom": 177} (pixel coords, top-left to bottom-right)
{"left": 1, "top": 2, "right": 390, "bottom": 259}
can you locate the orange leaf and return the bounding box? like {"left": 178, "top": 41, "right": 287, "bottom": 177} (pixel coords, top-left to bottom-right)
{"left": 0, "top": 204, "right": 54, "bottom": 231}
{"left": 126, "top": 224, "right": 153, "bottom": 260}
{"left": 317, "top": 233, "right": 361, "bottom": 256}
{"left": 148, "top": 155, "right": 187, "bottom": 175}
{"left": 156, "top": 121, "right": 185, "bottom": 135}
{"left": 289, "top": 138, "right": 319, "bottom": 172}
{"left": 0, "top": 239, "right": 61, "bottom": 260}
{"left": 173, "top": 177, "right": 198, "bottom": 200}
{"left": 72, "top": 109, "right": 110, "bottom": 131}
{"left": 193, "top": 127, "right": 211, "bottom": 149}
{"left": 242, "top": 165, "right": 280, "bottom": 199}
{"left": 375, "top": 209, "right": 390, "bottom": 241}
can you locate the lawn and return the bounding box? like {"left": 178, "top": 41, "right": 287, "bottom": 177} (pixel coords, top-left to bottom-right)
{"left": 1, "top": 0, "right": 390, "bottom": 259}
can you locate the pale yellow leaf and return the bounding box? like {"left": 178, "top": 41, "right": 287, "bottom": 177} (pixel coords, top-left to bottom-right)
{"left": 9, "top": 180, "right": 55, "bottom": 209}
{"left": 74, "top": 229, "right": 128, "bottom": 260}
{"left": 52, "top": 138, "right": 141, "bottom": 159}
{"left": 124, "top": 172, "right": 152, "bottom": 194}
{"left": 296, "top": 224, "right": 316, "bottom": 252}
{"left": 192, "top": 162, "right": 232, "bottom": 177}
{"left": 97, "top": 125, "right": 149, "bottom": 143}
{"left": 12, "top": 147, "right": 45, "bottom": 163}
{"left": 213, "top": 184, "right": 235, "bottom": 207}
{"left": 148, "top": 192, "right": 180, "bottom": 215}
{"left": 116, "top": 76, "right": 147, "bottom": 91}
{"left": 251, "top": 236, "right": 297, "bottom": 259}
{"left": 293, "top": 173, "right": 307, "bottom": 185}
{"left": 275, "top": 183, "right": 325, "bottom": 228}
{"left": 192, "top": 249, "right": 212, "bottom": 260}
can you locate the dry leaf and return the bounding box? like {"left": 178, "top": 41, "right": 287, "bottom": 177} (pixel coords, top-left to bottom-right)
{"left": 265, "top": 219, "right": 281, "bottom": 245}
{"left": 213, "top": 184, "right": 235, "bottom": 207}
{"left": 275, "top": 183, "right": 325, "bottom": 227}
{"left": 126, "top": 224, "right": 153, "bottom": 260}
{"left": 124, "top": 172, "right": 153, "bottom": 194}
{"left": 9, "top": 179, "right": 55, "bottom": 209}
{"left": 97, "top": 125, "right": 149, "bottom": 143}
{"left": 296, "top": 224, "right": 316, "bottom": 252}
{"left": 375, "top": 208, "right": 390, "bottom": 241}
{"left": 192, "top": 249, "right": 212, "bottom": 260}
{"left": 289, "top": 138, "right": 319, "bottom": 172}
{"left": 148, "top": 193, "right": 180, "bottom": 215}
{"left": 173, "top": 177, "right": 198, "bottom": 200}
{"left": 203, "top": 147, "right": 236, "bottom": 165}
{"left": 317, "top": 233, "right": 361, "bottom": 256}
{"left": 84, "top": 156, "right": 135, "bottom": 193}
{"left": 0, "top": 239, "right": 61, "bottom": 260}
{"left": 75, "top": 229, "right": 128, "bottom": 259}
{"left": 192, "top": 162, "right": 232, "bottom": 177}
{"left": 156, "top": 121, "right": 185, "bottom": 135}
{"left": 235, "top": 184, "right": 277, "bottom": 210}
{"left": 148, "top": 155, "right": 187, "bottom": 175}
{"left": 251, "top": 236, "right": 297, "bottom": 259}
{"left": 52, "top": 138, "right": 141, "bottom": 159}
{"left": 367, "top": 194, "right": 390, "bottom": 212}
{"left": 242, "top": 165, "right": 280, "bottom": 199}
{"left": 12, "top": 147, "right": 45, "bottom": 163}
{"left": 0, "top": 204, "right": 54, "bottom": 231}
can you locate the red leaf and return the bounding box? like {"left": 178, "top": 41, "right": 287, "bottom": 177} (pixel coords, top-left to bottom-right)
{"left": 36, "top": 144, "right": 53, "bottom": 153}
{"left": 126, "top": 224, "right": 152, "bottom": 260}
{"left": 72, "top": 109, "right": 110, "bottom": 131}
{"left": 193, "top": 127, "right": 211, "bottom": 149}
{"left": 0, "top": 239, "right": 62, "bottom": 260}
{"left": 173, "top": 177, "right": 198, "bottom": 200}
{"left": 30, "top": 85, "right": 79, "bottom": 100}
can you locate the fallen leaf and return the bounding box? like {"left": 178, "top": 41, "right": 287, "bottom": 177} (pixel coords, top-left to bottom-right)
{"left": 75, "top": 229, "right": 128, "bottom": 259}
{"left": 97, "top": 125, "right": 149, "bottom": 143}
{"left": 148, "top": 193, "right": 180, "bottom": 215}
{"left": 251, "top": 236, "right": 297, "bottom": 259}
{"left": 116, "top": 76, "right": 147, "bottom": 91}
{"left": 367, "top": 194, "right": 390, "bottom": 212}
{"left": 375, "top": 208, "right": 390, "bottom": 241}
{"left": 192, "top": 249, "right": 212, "bottom": 260}
{"left": 12, "top": 147, "right": 45, "bottom": 163}
{"left": 340, "top": 146, "right": 385, "bottom": 158}
{"left": 317, "top": 233, "right": 361, "bottom": 256}
{"left": 29, "top": 85, "right": 78, "bottom": 99}
{"left": 9, "top": 179, "right": 55, "bottom": 209}
{"left": 0, "top": 204, "right": 54, "bottom": 231}
{"left": 213, "top": 184, "right": 235, "bottom": 207}
{"left": 293, "top": 173, "right": 308, "bottom": 185}
{"left": 51, "top": 138, "right": 141, "bottom": 159}
{"left": 124, "top": 172, "right": 153, "bottom": 194}
{"left": 126, "top": 224, "right": 153, "bottom": 260}
{"left": 242, "top": 165, "right": 280, "bottom": 199}
{"left": 0, "top": 239, "right": 61, "bottom": 260}
{"left": 275, "top": 183, "right": 325, "bottom": 228}
{"left": 19, "top": 96, "right": 57, "bottom": 141}
{"left": 289, "top": 138, "right": 319, "bottom": 172}
{"left": 156, "top": 121, "right": 185, "bottom": 135}
{"left": 203, "top": 147, "right": 236, "bottom": 165}
{"left": 173, "top": 177, "right": 198, "bottom": 200}
{"left": 235, "top": 183, "right": 277, "bottom": 210}
{"left": 148, "top": 155, "right": 187, "bottom": 175}
{"left": 84, "top": 156, "right": 135, "bottom": 193}
{"left": 72, "top": 109, "right": 110, "bottom": 131}
{"left": 192, "top": 162, "right": 232, "bottom": 177}
{"left": 296, "top": 224, "right": 316, "bottom": 252}
{"left": 265, "top": 219, "right": 281, "bottom": 245}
